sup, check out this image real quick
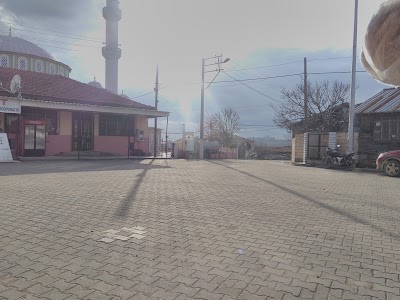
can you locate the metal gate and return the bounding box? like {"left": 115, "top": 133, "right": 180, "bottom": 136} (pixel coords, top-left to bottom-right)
{"left": 307, "top": 133, "right": 328, "bottom": 159}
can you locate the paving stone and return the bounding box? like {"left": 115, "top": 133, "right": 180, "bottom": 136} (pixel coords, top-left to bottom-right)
{"left": 1, "top": 160, "right": 400, "bottom": 300}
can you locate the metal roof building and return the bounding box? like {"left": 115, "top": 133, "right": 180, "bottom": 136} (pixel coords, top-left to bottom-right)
{"left": 356, "top": 88, "right": 400, "bottom": 114}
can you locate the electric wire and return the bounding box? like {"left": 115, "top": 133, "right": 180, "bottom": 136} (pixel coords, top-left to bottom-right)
{"left": 222, "top": 71, "right": 281, "bottom": 103}
{"left": 1, "top": 21, "right": 102, "bottom": 42}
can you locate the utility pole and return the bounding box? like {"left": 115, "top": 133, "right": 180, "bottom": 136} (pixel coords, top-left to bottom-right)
{"left": 199, "top": 55, "right": 230, "bottom": 159}
{"left": 165, "top": 116, "right": 169, "bottom": 158}
{"left": 154, "top": 65, "right": 159, "bottom": 158}
{"left": 182, "top": 124, "right": 185, "bottom": 158}
{"left": 199, "top": 58, "right": 205, "bottom": 159}
{"left": 304, "top": 57, "right": 308, "bottom": 131}
{"left": 348, "top": 0, "right": 358, "bottom": 154}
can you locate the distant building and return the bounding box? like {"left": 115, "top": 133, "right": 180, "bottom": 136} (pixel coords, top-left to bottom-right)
{"left": 148, "top": 127, "right": 162, "bottom": 156}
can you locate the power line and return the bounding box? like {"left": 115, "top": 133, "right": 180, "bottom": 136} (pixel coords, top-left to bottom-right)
{"left": 209, "top": 73, "right": 301, "bottom": 84}
{"left": 224, "top": 56, "right": 352, "bottom": 72}
{"left": 1, "top": 21, "right": 102, "bottom": 42}
{"left": 205, "top": 71, "right": 221, "bottom": 90}
{"left": 239, "top": 124, "right": 276, "bottom": 127}
{"left": 224, "top": 60, "right": 303, "bottom": 72}
{"left": 208, "top": 70, "right": 366, "bottom": 84}
{"left": 308, "top": 56, "right": 352, "bottom": 62}
{"left": 8, "top": 33, "right": 101, "bottom": 49}
{"left": 239, "top": 127, "right": 280, "bottom": 132}
{"left": 309, "top": 70, "right": 367, "bottom": 75}
{"left": 222, "top": 71, "right": 281, "bottom": 103}
{"left": 228, "top": 63, "right": 282, "bottom": 98}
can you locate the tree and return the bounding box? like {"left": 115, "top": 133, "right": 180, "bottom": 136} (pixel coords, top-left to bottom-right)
{"left": 273, "top": 80, "right": 351, "bottom": 133}
{"left": 204, "top": 107, "right": 240, "bottom": 148}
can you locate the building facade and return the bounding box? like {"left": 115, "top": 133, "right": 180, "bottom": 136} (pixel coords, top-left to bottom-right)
{"left": 0, "top": 59, "right": 167, "bottom": 158}
{"left": 356, "top": 88, "right": 400, "bottom": 167}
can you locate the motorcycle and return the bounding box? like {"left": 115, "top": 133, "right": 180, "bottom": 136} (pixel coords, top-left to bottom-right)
{"left": 323, "top": 145, "right": 356, "bottom": 169}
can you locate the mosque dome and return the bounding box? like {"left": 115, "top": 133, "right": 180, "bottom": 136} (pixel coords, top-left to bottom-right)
{"left": 0, "top": 35, "right": 54, "bottom": 60}
{"left": 0, "top": 30, "right": 71, "bottom": 77}
{"left": 88, "top": 77, "right": 103, "bottom": 89}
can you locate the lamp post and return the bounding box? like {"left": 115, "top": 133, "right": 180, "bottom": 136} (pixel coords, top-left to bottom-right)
{"left": 347, "top": 0, "right": 358, "bottom": 154}
{"left": 199, "top": 55, "right": 230, "bottom": 159}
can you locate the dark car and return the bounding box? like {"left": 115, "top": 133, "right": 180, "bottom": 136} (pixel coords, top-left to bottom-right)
{"left": 376, "top": 150, "right": 400, "bottom": 177}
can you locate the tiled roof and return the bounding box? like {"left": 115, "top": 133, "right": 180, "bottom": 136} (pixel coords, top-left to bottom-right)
{"left": 0, "top": 68, "right": 155, "bottom": 110}
{"left": 0, "top": 35, "right": 54, "bottom": 60}
{"left": 356, "top": 88, "right": 400, "bottom": 114}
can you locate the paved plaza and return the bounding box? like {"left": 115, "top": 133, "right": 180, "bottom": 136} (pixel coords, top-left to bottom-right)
{"left": 0, "top": 159, "right": 399, "bottom": 300}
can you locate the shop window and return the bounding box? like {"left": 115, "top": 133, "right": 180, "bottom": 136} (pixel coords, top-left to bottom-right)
{"left": 5, "top": 114, "right": 18, "bottom": 133}
{"left": 46, "top": 110, "right": 58, "bottom": 135}
{"left": 99, "top": 114, "right": 129, "bottom": 136}
{"left": 20, "top": 108, "right": 58, "bottom": 135}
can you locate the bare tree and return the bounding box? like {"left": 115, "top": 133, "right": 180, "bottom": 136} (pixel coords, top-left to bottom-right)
{"left": 273, "top": 80, "right": 351, "bottom": 133}
{"left": 205, "top": 107, "right": 240, "bottom": 148}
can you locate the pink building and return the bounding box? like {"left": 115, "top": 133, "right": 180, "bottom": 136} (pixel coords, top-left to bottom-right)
{"left": 0, "top": 2, "right": 169, "bottom": 159}
{"left": 0, "top": 68, "right": 168, "bottom": 158}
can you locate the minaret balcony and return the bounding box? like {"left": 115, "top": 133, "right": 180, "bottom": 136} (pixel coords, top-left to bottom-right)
{"left": 103, "top": 6, "right": 122, "bottom": 22}
{"left": 102, "top": 46, "right": 122, "bottom": 60}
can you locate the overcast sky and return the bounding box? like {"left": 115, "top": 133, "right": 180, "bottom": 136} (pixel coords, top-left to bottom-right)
{"left": 0, "top": 0, "right": 389, "bottom": 140}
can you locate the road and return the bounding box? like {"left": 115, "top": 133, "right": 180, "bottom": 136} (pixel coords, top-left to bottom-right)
{"left": 0, "top": 160, "right": 399, "bottom": 300}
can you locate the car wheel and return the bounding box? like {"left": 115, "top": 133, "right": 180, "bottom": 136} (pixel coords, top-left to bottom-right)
{"left": 384, "top": 160, "right": 400, "bottom": 177}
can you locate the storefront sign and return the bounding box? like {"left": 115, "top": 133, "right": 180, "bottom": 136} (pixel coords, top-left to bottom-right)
{"left": 0, "top": 97, "right": 21, "bottom": 114}
{"left": 24, "top": 120, "right": 47, "bottom": 125}
{"left": 0, "top": 133, "right": 13, "bottom": 162}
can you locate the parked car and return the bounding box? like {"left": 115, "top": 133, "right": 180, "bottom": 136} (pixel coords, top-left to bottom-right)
{"left": 376, "top": 150, "right": 400, "bottom": 177}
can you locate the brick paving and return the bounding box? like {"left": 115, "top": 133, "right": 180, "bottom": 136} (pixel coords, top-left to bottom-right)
{"left": 0, "top": 159, "right": 399, "bottom": 300}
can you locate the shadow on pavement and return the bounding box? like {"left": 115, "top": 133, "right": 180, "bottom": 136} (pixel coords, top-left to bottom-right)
{"left": 114, "top": 159, "right": 155, "bottom": 219}
{"left": 208, "top": 160, "right": 400, "bottom": 241}
{"left": 0, "top": 159, "right": 170, "bottom": 176}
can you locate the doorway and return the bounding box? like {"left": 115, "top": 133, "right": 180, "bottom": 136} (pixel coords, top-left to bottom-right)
{"left": 24, "top": 122, "right": 46, "bottom": 157}
{"left": 72, "top": 112, "right": 93, "bottom": 151}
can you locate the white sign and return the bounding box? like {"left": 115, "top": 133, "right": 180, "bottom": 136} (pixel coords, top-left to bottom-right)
{"left": 0, "top": 97, "right": 21, "bottom": 114}
{"left": 0, "top": 133, "right": 13, "bottom": 162}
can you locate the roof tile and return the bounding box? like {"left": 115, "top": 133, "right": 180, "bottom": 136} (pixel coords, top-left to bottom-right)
{"left": 0, "top": 68, "right": 155, "bottom": 110}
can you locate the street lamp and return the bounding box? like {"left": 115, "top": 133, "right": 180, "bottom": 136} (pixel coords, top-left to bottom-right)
{"left": 347, "top": 0, "right": 358, "bottom": 154}
{"left": 199, "top": 55, "right": 230, "bottom": 159}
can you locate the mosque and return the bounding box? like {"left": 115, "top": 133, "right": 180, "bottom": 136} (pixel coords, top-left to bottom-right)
{"left": 0, "top": 0, "right": 167, "bottom": 158}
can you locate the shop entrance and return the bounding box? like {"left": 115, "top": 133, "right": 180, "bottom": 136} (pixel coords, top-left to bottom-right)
{"left": 23, "top": 121, "right": 46, "bottom": 157}
{"left": 72, "top": 112, "right": 93, "bottom": 151}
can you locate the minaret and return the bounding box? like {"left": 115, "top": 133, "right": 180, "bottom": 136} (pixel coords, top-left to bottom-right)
{"left": 102, "top": 0, "right": 122, "bottom": 94}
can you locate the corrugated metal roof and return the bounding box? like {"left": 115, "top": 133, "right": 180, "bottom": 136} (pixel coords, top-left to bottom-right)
{"left": 356, "top": 88, "right": 400, "bottom": 114}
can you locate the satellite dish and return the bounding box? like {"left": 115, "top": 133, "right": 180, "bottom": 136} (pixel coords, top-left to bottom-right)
{"left": 10, "top": 74, "right": 21, "bottom": 94}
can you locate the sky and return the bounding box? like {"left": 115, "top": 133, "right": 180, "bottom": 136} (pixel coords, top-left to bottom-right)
{"left": 0, "top": 0, "right": 389, "bottom": 140}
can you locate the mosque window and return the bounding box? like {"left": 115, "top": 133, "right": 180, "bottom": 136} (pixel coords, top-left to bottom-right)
{"left": 36, "top": 60, "right": 43, "bottom": 72}
{"left": 50, "top": 63, "right": 56, "bottom": 75}
{"left": 0, "top": 55, "right": 9, "bottom": 68}
{"left": 99, "top": 113, "right": 129, "bottom": 136}
{"left": 18, "top": 57, "right": 28, "bottom": 70}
